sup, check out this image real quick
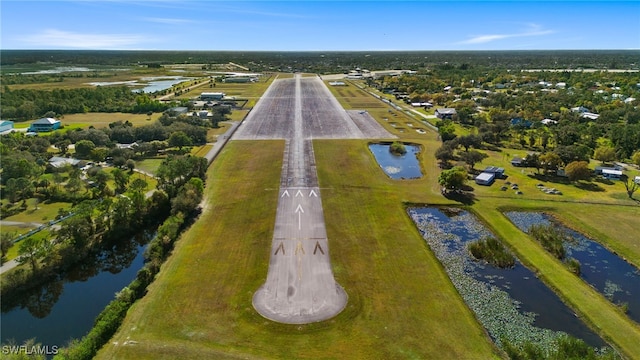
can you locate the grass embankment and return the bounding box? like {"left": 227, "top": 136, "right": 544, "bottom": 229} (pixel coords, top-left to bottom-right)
{"left": 96, "top": 140, "right": 499, "bottom": 359}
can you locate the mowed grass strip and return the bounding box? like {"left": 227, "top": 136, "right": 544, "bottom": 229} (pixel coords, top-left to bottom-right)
{"left": 97, "top": 139, "right": 499, "bottom": 359}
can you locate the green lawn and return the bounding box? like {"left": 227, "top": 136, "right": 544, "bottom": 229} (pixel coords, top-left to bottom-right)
{"left": 96, "top": 140, "right": 499, "bottom": 360}
{"left": 134, "top": 158, "right": 165, "bottom": 176}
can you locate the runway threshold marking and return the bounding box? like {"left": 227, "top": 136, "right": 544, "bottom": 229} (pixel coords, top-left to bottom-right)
{"left": 275, "top": 242, "right": 285, "bottom": 255}
{"left": 313, "top": 241, "right": 325, "bottom": 255}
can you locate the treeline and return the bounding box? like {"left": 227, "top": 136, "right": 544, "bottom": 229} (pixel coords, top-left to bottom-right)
{"left": 2, "top": 50, "right": 639, "bottom": 72}
{"left": 0, "top": 86, "right": 168, "bottom": 120}
{"left": 54, "top": 157, "right": 207, "bottom": 360}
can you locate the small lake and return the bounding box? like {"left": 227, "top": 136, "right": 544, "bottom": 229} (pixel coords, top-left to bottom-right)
{"left": 368, "top": 143, "right": 422, "bottom": 179}
{"left": 1, "top": 232, "right": 152, "bottom": 350}
{"left": 88, "top": 76, "right": 193, "bottom": 94}
{"left": 505, "top": 211, "right": 640, "bottom": 323}
{"left": 408, "top": 207, "right": 608, "bottom": 352}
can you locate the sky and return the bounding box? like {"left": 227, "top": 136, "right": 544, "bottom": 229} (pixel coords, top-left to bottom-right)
{"left": 1, "top": 1, "right": 639, "bottom": 51}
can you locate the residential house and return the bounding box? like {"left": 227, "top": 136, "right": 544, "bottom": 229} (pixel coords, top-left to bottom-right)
{"left": 435, "top": 108, "right": 457, "bottom": 119}
{"left": 0, "top": 120, "right": 14, "bottom": 133}
{"left": 475, "top": 172, "right": 495, "bottom": 186}
{"left": 29, "top": 117, "right": 61, "bottom": 132}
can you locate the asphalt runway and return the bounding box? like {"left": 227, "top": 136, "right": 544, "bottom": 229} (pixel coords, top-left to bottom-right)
{"left": 234, "top": 76, "right": 395, "bottom": 140}
{"left": 250, "top": 75, "right": 389, "bottom": 323}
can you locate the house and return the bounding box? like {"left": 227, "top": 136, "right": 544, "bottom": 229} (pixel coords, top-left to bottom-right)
{"left": 116, "top": 142, "right": 139, "bottom": 150}
{"left": 541, "top": 119, "right": 558, "bottom": 125}
{"left": 510, "top": 117, "right": 532, "bottom": 128}
{"left": 475, "top": 172, "right": 495, "bottom": 186}
{"left": 634, "top": 176, "right": 640, "bottom": 184}
{"left": 483, "top": 166, "right": 505, "bottom": 177}
{"left": 48, "top": 156, "right": 81, "bottom": 168}
{"left": 166, "top": 107, "right": 189, "bottom": 116}
{"left": 200, "top": 92, "right": 225, "bottom": 101}
{"left": 0, "top": 120, "right": 14, "bottom": 133}
{"left": 602, "top": 168, "right": 623, "bottom": 180}
{"left": 571, "top": 106, "right": 590, "bottom": 113}
{"left": 435, "top": 108, "right": 457, "bottom": 119}
{"left": 511, "top": 156, "right": 524, "bottom": 167}
{"left": 29, "top": 117, "right": 61, "bottom": 132}
{"left": 581, "top": 112, "right": 600, "bottom": 120}
{"left": 594, "top": 165, "right": 623, "bottom": 175}
{"left": 411, "top": 102, "right": 433, "bottom": 108}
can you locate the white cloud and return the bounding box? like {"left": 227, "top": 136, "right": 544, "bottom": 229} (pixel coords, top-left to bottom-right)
{"left": 459, "top": 24, "right": 554, "bottom": 45}
{"left": 20, "top": 29, "right": 148, "bottom": 49}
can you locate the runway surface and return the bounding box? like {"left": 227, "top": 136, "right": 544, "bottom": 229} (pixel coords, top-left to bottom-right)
{"left": 242, "top": 75, "right": 392, "bottom": 323}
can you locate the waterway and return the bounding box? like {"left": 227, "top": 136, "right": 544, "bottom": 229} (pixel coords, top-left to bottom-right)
{"left": 408, "top": 207, "right": 608, "bottom": 352}
{"left": 0, "top": 232, "right": 152, "bottom": 350}
{"left": 505, "top": 211, "right": 640, "bottom": 323}
{"left": 368, "top": 143, "right": 422, "bottom": 179}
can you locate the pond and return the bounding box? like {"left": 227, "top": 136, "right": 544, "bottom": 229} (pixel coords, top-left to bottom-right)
{"left": 505, "top": 211, "right": 640, "bottom": 323}
{"left": 368, "top": 143, "right": 422, "bottom": 179}
{"left": 87, "top": 75, "right": 193, "bottom": 94}
{"left": 408, "top": 207, "right": 608, "bottom": 353}
{"left": 1, "top": 232, "right": 152, "bottom": 351}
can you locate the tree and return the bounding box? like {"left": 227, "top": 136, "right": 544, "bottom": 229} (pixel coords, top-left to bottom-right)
{"left": 438, "top": 166, "right": 467, "bottom": 193}
{"left": 622, "top": 176, "right": 639, "bottom": 199}
{"left": 539, "top": 152, "right": 563, "bottom": 174}
{"left": 593, "top": 146, "right": 616, "bottom": 163}
{"left": 168, "top": 131, "right": 192, "bottom": 151}
{"left": 564, "top": 161, "right": 592, "bottom": 182}
{"left": 437, "top": 120, "right": 457, "bottom": 142}
{"left": 112, "top": 168, "right": 129, "bottom": 194}
{"left": 17, "top": 236, "right": 49, "bottom": 272}
{"left": 435, "top": 144, "right": 455, "bottom": 166}
{"left": 632, "top": 151, "right": 640, "bottom": 167}
{"left": 459, "top": 150, "right": 488, "bottom": 170}
{"left": 456, "top": 134, "right": 482, "bottom": 152}
{"left": 1, "top": 232, "right": 16, "bottom": 263}
{"left": 74, "top": 139, "right": 96, "bottom": 159}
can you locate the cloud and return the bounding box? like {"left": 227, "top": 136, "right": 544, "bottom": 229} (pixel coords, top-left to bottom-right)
{"left": 20, "top": 29, "right": 147, "bottom": 49}
{"left": 459, "top": 24, "right": 554, "bottom": 45}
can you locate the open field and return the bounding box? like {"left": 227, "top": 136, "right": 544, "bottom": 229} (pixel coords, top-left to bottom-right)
{"left": 97, "top": 140, "right": 499, "bottom": 359}
{"left": 59, "top": 112, "right": 163, "bottom": 128}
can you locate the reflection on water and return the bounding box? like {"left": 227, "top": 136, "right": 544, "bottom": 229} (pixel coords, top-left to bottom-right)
{"left": 368, "top": 143, "right": 422, "bottom": 179}
{"left": 505, "top": 211, "right": 640, "bottom": 323}
{"left": 1, "top": 232, "right": 152, "bottom": 349}
{"left": 408, "top": 207, "right": 607, "bottom": 351}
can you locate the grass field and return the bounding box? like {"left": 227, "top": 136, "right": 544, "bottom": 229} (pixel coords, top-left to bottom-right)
{"left": 96, "top": 140, "right": 500, "bottom": 360}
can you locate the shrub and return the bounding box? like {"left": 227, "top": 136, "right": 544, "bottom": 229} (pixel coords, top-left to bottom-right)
{"left": 468, "top": 237, "right": 515, "bottom": 268}
{"left": 389, "top": 141, "right": 407, "bottom": 155}
{"left": 528, "top": 223, "right": 567, "bottom": 259}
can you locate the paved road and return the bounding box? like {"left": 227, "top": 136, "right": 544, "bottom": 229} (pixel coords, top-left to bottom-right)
{"left": 251, "top": 75, "right": 355, "bottom": 324}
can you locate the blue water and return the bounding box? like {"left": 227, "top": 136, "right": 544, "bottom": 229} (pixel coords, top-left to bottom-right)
{"left": 408, "top": 207, "right": 607, "bottom": 350}
{"left": 505, "top": 211, "right": 640, "bottom": 323}
{"left": 133, "top": 77, "right": 193, "bottom": 93}
{"left": 368, "top": 143, "right": 423, "bottom": 179}
{"left": 1, "top": 234, "right": 150, "bottom": 350}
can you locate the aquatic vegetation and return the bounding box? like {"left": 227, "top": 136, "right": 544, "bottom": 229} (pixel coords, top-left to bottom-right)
{"left": 505, "top": 211, "right": 640, "bottom": 323}
{"left": 468, "top": 237, "right": 515, "bottom": 268}
{"left": 408, "top": 207, "right": 605, "bottom": 353}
